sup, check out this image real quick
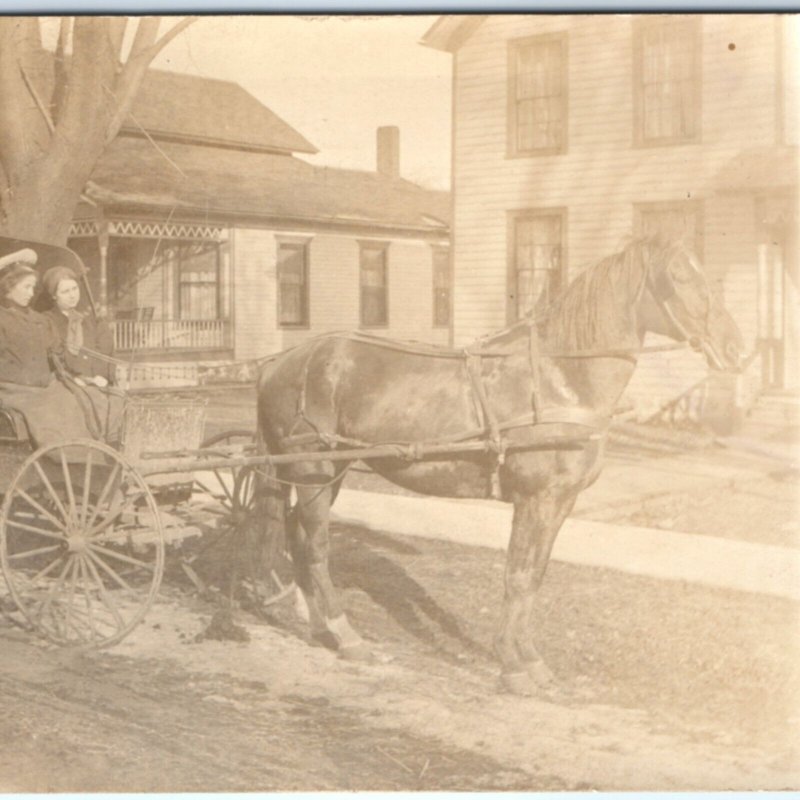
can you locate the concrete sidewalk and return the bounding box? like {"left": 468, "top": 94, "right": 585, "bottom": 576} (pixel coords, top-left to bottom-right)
{"left": 333, "top": 489, "right": 800, "bottom": 602}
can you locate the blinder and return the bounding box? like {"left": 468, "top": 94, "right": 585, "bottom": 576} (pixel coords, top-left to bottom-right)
{"left": 648, "top": 267, "right": 676, "bottom": 303}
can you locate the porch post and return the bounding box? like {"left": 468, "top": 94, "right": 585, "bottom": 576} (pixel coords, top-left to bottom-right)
{"left": 98, "top": 218, "right": 109, "bottom": 317}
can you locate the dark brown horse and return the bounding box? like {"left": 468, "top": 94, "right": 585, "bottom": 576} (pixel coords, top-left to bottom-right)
{"left": 254, "top": 237, "right": 743, "bottom": 694}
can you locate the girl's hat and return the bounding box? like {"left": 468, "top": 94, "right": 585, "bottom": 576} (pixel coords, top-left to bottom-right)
{"left": 0, "top": 248, "right": 37, "bottom": 271}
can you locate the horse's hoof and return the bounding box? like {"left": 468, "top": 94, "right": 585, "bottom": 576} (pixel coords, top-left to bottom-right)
{"left": 310, "top": 631, "right": 339, "bottom": 651}
{"left": 500, "top": 670, "right": 537, "bottom": 696}
{"left": 338, "top": 643, "right": 375, "bottom": 663}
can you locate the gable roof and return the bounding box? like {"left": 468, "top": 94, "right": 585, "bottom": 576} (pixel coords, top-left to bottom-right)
{"left": 122, "top": 69, "right": 318, "bottom": 155}
{"left": 87, "top": 138, "right": 449, "bottom": 234}
{"left": 27, "top": 53, "right": 317, "bottom": 155}
{"left": 420, "top": 15, "right": 487, "bottom": 52}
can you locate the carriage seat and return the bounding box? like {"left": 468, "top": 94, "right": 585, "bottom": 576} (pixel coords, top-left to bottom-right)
{"left": 0, "top": 401, "right": 30, "bottom": 443}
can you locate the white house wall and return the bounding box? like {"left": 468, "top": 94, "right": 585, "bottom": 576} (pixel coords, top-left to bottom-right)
{"left": 451, "top": 14, "right": 780, "bottom": 411}
{"left": 233, "top": 227, "right": 449, "bottom": 361}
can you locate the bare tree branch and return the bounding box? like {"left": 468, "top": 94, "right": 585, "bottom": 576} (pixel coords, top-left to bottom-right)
{"left": 52, "top": 16, "right": 72, "bottom": 125}
{"left": 104, "top": 16, "right": 198, "bottom": 144}
{"left": 106, "top": 16, "right": 128, "bottom": 63}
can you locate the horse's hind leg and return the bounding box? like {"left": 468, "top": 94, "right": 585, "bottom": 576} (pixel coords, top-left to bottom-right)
{"left": 495, "top": 490, "right": 575, "bottom": 695}
{"left": 291, "top": 462, "right": 372, "bottom": 662}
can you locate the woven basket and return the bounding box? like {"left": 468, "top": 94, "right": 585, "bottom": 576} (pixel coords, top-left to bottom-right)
{"left": 122, "top": 396, "right": 207, "bottom": 489}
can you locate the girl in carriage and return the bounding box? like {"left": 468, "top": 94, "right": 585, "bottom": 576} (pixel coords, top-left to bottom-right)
{"left": 0, "top": 248, "right": 123, "bottom": 455}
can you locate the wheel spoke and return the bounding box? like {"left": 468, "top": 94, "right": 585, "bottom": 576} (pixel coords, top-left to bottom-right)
{"left": 60, "top": 449, "right": 77, "bottom": 522}
{"left": 31, "top": 553, "right": 68, "bottom": 583}
{"left": 212, "top": 469, "right": 235, "bottom": 504}
{"left": 8, "top": 544, "right": 61, "bottom": 561}
{"left": 88, "top": 543, "right": 155, "bottom": 573}
{"left": 80, "top": 450, "right": 94, "bottom": 527}
{"left": 32, "top": 461, "right": 69, "bottom": 522}
{"left": 87, "top": 489, "right": 148, "bottom": 537}
{"left": 85, "top": 463, "right": 121, "bottom": 530}
{"left": 34, "top": 555, "right": 75, "bottom": 625}
{"left": 6, "top": 518, "right": 67, "bottom": 542}
{"left": 194, "top": 477, "right": 233, "bottom": 508}
{"left": 14, "top": 488, "right": 68, "bottom": 532}
{"left": 84, "top": 548, "right": 135, "bottom": 594}
{"left": 81, "top": 554, "right": 125, "bottom": 632}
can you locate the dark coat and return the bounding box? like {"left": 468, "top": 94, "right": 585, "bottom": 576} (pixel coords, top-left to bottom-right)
{"left": 43, "top": 308, "right": 116, "bottom": 382}
{"left": 0, "top": 303, "right": 58, "bottom": 387}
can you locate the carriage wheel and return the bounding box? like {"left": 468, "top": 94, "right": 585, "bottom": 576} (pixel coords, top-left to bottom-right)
{"left": 194, "top": 430, "right": 256, "bottom": 513}
{"left": 0, "top": 440, "right": 164, "bottom": 648}
{"left": 191, "top": 430, "right": 295, "bottom": 607}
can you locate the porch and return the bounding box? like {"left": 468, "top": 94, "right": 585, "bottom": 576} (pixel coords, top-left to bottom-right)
{"left": 69, "top": 218, "right": 234, "bottom": 358}
{"left": 111, "top": 316, "right": 232, "bottom": 354}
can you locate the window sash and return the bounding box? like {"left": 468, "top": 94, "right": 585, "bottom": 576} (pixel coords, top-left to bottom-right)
{"left": 277, "top": 242, "right": 309, "bottom": 326}
{"left": 176, "top": 243, "right": 220, "bottom": 320}
{"left": 513, "top": 214, "right": 563, "bottom": 318}
{"left": 636, "top": 19, "right": 699, "bottom": 143}
{"left": 510, "top": 34, "right": 566, "bottom": 154}
{"left": 360, "top": 245, "right": 388, "bottom": 326}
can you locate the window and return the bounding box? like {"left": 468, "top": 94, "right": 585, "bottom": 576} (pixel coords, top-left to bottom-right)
{"left": 508, "top": 32, "right": 568, "bottom": 156}
{"left": 432, "top": 247, "right": 451, "bottom": 327}
{"left": 508, "top": 210, "right": 565, "bottom": 322}
{"left": 633, "top": 16, "right": 701, "bottom": 146}
{"left": 277, "top": 237, "right": 310, "bottom": 327}
{"left": 635, "top": 200, "right": 703, "bottom": 257}
{"left": 174, "top": 243, "right": 221, "bottom": 320}
{"left": 359, "top": 241, "right": 389, "bottom": 327}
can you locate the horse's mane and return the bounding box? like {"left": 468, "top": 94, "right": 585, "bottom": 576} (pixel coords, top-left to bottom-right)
{"left": 478, "top": 235, "right": 686, "bottom": 354}
{"left": 541, "top": 235, "right": 686, "bottom": 351}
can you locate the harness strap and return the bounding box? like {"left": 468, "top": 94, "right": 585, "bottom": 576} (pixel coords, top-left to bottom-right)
{"left": 464, "top": 350, "right": 505, "bottom": 500}
{"left": 527, "top": 322, "right": 543, "bottom": 422}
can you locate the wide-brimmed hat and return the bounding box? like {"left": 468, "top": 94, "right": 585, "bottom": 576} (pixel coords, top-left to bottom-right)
{"left": 0, "top": 248, "right": 37, "bottom": 272}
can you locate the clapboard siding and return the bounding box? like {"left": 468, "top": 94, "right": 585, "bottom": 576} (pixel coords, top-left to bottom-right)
{"left": 450, "top": 14, "right": 781, "bottom": 410}
{"left": 235, "top": 228, "right": 449, "bottom": 358}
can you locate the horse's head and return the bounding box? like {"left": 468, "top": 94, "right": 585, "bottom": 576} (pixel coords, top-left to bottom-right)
{"left": 640, "top": 239, "right": 744, "bottom": 372}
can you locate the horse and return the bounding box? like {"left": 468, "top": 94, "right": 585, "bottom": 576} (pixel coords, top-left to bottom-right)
{"left": 253, "top": 236, "right": 744, "bottom": 695}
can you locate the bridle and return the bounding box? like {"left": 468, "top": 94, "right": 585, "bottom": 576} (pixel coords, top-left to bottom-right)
{"left": 644, "top": 252, "right": 723, "bottom": 369}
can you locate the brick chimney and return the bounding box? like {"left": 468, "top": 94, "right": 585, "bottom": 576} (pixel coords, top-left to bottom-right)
{"left": 376, "top": 126, "right": 400, "bottom": 179}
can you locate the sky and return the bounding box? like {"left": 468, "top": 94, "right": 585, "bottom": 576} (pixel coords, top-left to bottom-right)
{"left": 137, "top": 16, "right": 453, "bottom": 189}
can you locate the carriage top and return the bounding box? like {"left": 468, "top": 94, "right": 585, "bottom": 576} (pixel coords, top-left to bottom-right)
{"left": 0, "top": 235, "right": 96, "bottom": 317}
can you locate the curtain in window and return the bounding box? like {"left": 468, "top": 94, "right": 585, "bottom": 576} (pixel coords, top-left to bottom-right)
{"left": 278, "top": 244, "right": 307, "bottom": 325}
{"left": 178, "top": 244, "right": 219, "bottom": 320}
{"left": 515, "top": 215, "right": 562, "bottom": 318}
{"left": 516, "top": 39, "right": 563, "bottom": 151}
{"left": 360, "top": 246, "right": 387, "bottom": 326}
{"left": 641, "top": 21, "right": 696, "bottom": 141}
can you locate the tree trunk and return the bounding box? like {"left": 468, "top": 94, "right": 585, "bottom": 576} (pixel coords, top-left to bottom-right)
{"left": 0, "top": 16, "right": 195, "bottom": 247}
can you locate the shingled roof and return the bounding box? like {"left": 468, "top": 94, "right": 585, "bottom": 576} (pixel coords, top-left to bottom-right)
{"left": 87, "top": 137, "right": 449, "bottom": 233}
{"left": 27, "top": 54, "right": 316, "bottom": 155}
{"left": 122, "top": 69, "right": 318, "bottom": 155}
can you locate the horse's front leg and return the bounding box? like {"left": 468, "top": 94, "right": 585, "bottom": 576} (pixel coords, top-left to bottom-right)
{"left": 495, "top": 490, "right": 576, "bottom": 695}
{"left": 291, "top": 462, "right": 372, "bottom": 662}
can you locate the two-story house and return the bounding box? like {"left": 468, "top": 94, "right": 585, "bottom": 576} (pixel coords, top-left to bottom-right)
{"left": 423, "top": 14, "right": 798, "bottom": 418}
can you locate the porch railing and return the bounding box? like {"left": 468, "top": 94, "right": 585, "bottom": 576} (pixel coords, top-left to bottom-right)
{"left": 112, "top": 318, "right": 231, "bottom": 353}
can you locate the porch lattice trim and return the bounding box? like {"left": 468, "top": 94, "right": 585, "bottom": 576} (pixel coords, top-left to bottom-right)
{"left": 68, "top": 219, "right": 226, "bottom": 241}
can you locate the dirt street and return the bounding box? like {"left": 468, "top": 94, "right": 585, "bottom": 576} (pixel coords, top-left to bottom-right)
{"left": 1, "top": 519, "right": 798, "bottom": 791}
